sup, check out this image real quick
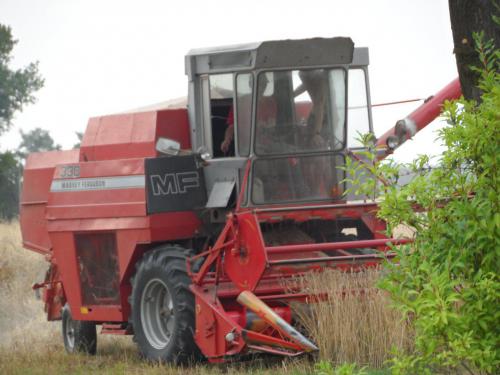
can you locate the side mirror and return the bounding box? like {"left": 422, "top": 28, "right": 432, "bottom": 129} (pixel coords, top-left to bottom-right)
{"left": 156, "top": 138, "right": 181, "bottom": 156}
{"left": 196, "top": 146, "right": 211, "bottom": 161}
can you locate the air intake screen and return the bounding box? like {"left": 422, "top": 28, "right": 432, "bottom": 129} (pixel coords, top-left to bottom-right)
{"left": 75, "top": 233, "right": 120, "bottom": 305}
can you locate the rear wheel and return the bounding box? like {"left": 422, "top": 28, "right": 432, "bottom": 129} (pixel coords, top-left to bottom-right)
{"left": 61, "top": 304, "right": 97, "bottom": 355}
{"left": 129, "top": 246, "right": 200, "bottom": 363}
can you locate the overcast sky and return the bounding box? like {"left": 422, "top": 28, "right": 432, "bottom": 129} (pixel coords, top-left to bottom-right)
{"left": 0, "top": 0, "right": 458, "bottom": 162}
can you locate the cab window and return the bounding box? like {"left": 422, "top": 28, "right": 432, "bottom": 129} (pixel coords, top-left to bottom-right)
{"left": 235, "top": 73, "right": 253, "bottom": 156}
{"left": 347, "top": 69, "right": 370, "bottom": 147}
{"left": 209, "top": 74, "right": 234, "bottom": 157}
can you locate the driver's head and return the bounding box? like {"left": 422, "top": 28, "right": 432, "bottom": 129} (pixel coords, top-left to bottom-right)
{"left": 257, "top": 73, "right": 271, "bottom": 97}
{"left": 299, "top": 69, "right": 325, "bottom": 89}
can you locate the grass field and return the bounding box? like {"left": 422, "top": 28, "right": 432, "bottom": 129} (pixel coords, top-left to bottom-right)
{"left": 0, "top": 221, "right": 408, "bottom": 374}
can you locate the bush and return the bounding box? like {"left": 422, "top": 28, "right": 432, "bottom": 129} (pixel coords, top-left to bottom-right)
{"left": 345, "top": 33, "right": 499, "bottom": 374}
{"left": 0, "top": 152, "right": 20, "bottom": 220}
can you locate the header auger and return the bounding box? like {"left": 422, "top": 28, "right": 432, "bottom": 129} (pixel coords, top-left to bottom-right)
{"left": 20, "top": 37, "right": 461, "bottom": 363}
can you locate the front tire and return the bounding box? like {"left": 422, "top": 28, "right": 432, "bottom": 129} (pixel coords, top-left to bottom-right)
{"left": 61, "top": 304, "right": 97, "bottom": 355}
{"left": 130, "top": 246, "right": 199, "bottom": 364}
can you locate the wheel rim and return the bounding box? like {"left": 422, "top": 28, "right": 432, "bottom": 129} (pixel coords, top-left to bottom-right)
{"left": 64, "top": 314, "right": 76, "bottom": 349}
{"left": 140, "top": 278, "right": 175, "bottom": 350}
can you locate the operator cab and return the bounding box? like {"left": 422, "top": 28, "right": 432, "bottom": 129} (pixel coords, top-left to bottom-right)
{"left": 185, "top": 37, "right": 373, "bottom": 209}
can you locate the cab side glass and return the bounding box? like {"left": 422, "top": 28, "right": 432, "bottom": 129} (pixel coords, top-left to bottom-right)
{"left": 235, "top": 73, "right": 253, "bottom": 157}
{"left": 347, "top": 69, "right": 370, "bottom": 148}
{"left": 209, "top": 73, "right": 234, "bottom": 158}
{"left": 328, "top": 69, "right": 347, "bottom": 150}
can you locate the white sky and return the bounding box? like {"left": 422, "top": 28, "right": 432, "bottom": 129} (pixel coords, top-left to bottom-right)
{"left": 0, "top": 0, "right": 458, "bottom": 162}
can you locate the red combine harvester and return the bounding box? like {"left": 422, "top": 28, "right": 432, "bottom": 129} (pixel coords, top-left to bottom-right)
{"left": 20, "top": 37, "right": 461, "bottom": 362}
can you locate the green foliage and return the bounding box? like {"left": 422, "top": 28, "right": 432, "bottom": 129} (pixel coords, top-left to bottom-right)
{"left": 0, "top": 24, "right": 45, "bottom": 219}
{"left": 0, "top": 24, "right": 44, "bottom": 137}
{"left": 344, "top": 33, "right": 500, "bottom": 374}
{"left": 0, "top": 151, "right": 20, "bottom": 220}
{"left": 73, "top": 131, "right": 83, "bottom": 149}
{"left": 17, "top": 127, "right": 61, "bottom": 160}
{"left": 314, "top": 361, "right": 368, "bottom": 375}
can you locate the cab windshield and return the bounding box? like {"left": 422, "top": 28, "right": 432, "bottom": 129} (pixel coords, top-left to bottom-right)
{"left": 254, "top": 69, "right": 346, "bottom": 155}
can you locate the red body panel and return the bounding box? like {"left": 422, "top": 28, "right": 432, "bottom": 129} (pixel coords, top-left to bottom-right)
{"left": 20, "top": 107, "right": 201, "bottom": 322}
{"left": 223, "top": 211, "right": 268, "bottom": 292}
{"left": 80, "top": 108, "right": 190, "bottom": 162}
{"left": 21, "top": 149, "right": 80, "bottom": 255}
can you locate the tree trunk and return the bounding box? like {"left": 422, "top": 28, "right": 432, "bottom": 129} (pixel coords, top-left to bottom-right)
{"left": 449, "top": 0, "right": 500, "bottom": 101}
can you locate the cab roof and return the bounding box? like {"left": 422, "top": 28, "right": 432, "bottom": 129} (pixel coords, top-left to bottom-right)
{"left": 185, "top": 37, "right": 357, "bottom": 77}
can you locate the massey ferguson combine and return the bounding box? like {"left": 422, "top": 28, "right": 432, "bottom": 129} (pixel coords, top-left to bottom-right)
{"left": 19, "top": 37, "right": 461, "bottom": 362}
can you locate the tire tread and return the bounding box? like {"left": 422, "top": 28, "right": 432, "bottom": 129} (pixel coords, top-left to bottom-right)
{"left": 129, "top": 244, "right": 200, "bottom": 363}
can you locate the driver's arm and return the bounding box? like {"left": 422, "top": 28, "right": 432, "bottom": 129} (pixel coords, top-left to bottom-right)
{"left": 221, "top": 107, "right": 235, "bottom": 153}
{"left": 293, "top": 84, "right": 306, "bottom": 97}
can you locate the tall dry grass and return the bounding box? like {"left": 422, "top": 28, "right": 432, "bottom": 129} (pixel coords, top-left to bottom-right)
{"left": 293, "top": 268, "right": 413, "bottom": 369}
{"left": 0, "top": 222, "right": 140, "bottom": 350}
{"left": 0, "top": 221, "right": 60, "bottom": 348}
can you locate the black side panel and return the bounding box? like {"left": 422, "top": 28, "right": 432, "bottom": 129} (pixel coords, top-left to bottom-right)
{"left": 145, "top": 154, "right": 207, "bottom": 214}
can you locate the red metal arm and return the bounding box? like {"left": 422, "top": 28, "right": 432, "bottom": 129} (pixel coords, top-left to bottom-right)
{"left": 376, "top": 78, "right": 462, "bottom": 157}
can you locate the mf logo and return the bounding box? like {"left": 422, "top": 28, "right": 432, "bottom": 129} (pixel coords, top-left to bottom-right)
{"left": 150, "top": 172, "right": 200, "bottom": 196}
